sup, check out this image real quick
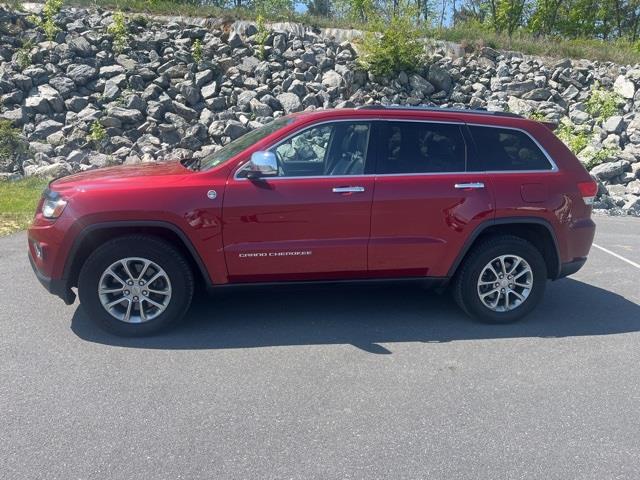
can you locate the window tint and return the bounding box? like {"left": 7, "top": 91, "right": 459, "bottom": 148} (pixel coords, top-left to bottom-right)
{"left": 270, "top": 122, "right": 371, "bottom": 177}
{"left": 469, "top": 126, "right": 552, "bottom": 171}
{"left": 377, "top": 122, "right": 466, "bottom": 174}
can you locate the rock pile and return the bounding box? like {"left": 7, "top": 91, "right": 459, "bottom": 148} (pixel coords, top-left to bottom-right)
{"left": 1, "top": 6, "right": 640, "bottom": 215}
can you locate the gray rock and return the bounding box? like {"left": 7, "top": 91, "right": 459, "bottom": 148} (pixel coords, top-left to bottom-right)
{"left": 614, "top": 75, "right": 635, "bottom": 99}
{"left": 623, "top": 196, "right": 640, "bottom": 215}
{"left": 590, "top": 160, "right": 629, "bottom": 180}
{"left": 322, "top": 70, "right": 343, "bottom": 89}
{"left": 32, "top": 120, "right": 64, "bottom": 140}
{"left": 67, "top": 36, "right": 92, "bottom": 57}
{"left": 65, "top": 96, "right": 88, "bottom": 112}
{"left": 570, "top": 109, "right": 590, "bottom": 125}
{"left": 428, "top": 65, "right": 453, "bottom": 93}
{"left": 195, "top": 70, "right": 214, "bottom": 87}
{"left": 523, "top": 88, "right": 552, "bottom": 101}
{"left": 603, "top": 115, "right": 624, "bottom": 134}
{"left": 409, "top": 74, "right": 435, "bottom": 96}
{"left": 201, "top": 82, "right": 218, "bottom": 100}
{"left": 177, "top": 82, "right": 201, "bottom": 107}
{"left": 13, "top": 74, "right": 33, "bottom": 91}
{"left": 31, "top": 162, "right": 72, "bottom": 178}
{"left": 67, "top": 64, "right": 98, "bottom": 86}
{"left": 249, "top": 98, "right": 273, "bottom": 117}
{"left": 627, "top": 179, "right": 640, "bottom": 195}
{"left": 223, "top": 120, "right": 248, "bottom": 139}
{"left": 273, "top": 34, "right": 287, "bottom": 52}
{"left": 99, "top": 65, "right": 126, "bottom": 78}
{"left": 49, "top": 76, "right": 76, "bottom": 97}
{"left": 102, "top": 79, "right": 121, "bottom": 101}
{"left": 0, "top": 107, "right": 26, "bottom": 126}
{"left": 505, "top": 80, "right": 535, "bottom": 97}
{"left": 107, "top": 107, "right": 144, "bottom": 124}
{"left": 227, "top": 32, "right": 243, "bottom": 49}
{"left": 288, "top": 80, "right": 307, "bottom": 97}
{"left": 276, "top": 92, "right": 302, "bottom": 114}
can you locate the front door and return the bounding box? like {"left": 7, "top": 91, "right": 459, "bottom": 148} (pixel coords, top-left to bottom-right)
{"left": 368, "top": 120, "right": 495, "bottom": 278}
{"left": 222, "top": 121, "right": 374, "bottom": 282}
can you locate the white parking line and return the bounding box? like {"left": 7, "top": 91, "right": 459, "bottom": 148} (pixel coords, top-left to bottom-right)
{"left": 593, "top": 243, "right": 640, "bottom": 269}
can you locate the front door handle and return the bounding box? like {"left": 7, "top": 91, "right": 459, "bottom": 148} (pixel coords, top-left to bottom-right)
{"left": 332, "top": 186, "right": 366, "bottom": 193}
{"left": 454, "top": 182, "right": 485, "bottom": 190}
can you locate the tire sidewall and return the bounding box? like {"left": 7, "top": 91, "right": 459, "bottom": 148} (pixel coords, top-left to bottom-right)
{"left": 460, "top": 239, "right": 547, "bottom": 323}
{"left": 78, "top": 238, "right": 193, "bottom": 336}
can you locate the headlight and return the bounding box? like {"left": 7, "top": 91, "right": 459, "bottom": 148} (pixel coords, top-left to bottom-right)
{"left": 41, "top": 190, "right": 67, "bottom": 219}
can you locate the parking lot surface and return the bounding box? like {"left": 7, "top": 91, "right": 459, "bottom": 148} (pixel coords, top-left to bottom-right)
{"left": 2, "top": 216, "right": 639, "bottom": 479}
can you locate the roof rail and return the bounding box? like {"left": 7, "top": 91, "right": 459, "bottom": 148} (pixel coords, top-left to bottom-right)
{"left": 355, "top": 105, "right": 524, "bottom": 119}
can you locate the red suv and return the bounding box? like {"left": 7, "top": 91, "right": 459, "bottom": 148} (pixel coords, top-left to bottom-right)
{"left": 28, "top": 107, "right": 597, "bottom": 336}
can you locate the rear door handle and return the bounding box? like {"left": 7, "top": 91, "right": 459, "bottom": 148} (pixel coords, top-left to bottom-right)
{"left": 454, "top": 182, "right": 485, "bottom": 189}
{"left": 332, "top": 186, "right": 365, "bottom": 193}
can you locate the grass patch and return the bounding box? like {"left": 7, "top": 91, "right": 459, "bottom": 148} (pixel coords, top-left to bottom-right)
{"left": 430, "top": 25, "right": 640, "bottom": 64}
{"left": 59, "top": 0, "right": 640, "bottom": 64}
{"left": 0, "top": 177, "right": 48, "bottom": 236}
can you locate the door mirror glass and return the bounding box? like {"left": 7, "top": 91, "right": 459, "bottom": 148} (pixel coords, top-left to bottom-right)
{"left": 247, "top": 151, "right": 278, "bottom": 179}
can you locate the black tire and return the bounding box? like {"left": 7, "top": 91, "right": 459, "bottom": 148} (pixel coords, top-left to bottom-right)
{"left": 78, "top": 235, "right": 194, "bottom": 336}
{"left": 453, "top": 235, "right": 547, "bottom": 324}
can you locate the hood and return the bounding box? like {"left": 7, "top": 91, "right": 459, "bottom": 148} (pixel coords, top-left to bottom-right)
{"left": 51, "top": 161, "right": 192, "bottom": 192}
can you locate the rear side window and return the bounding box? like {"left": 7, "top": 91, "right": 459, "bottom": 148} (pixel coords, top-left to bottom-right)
{"left": 377, "top": 122, "right": 466, "bottom": 174}
{"left": 468, "top": 126, "right": 553, "bottom": 171}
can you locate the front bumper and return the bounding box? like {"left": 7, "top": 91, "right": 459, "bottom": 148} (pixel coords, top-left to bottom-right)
{"left": 29, "top": 252, "right": 76, "bottom": 305}
{"left": 557, "top": 257, "right": 587, "bottom": 279}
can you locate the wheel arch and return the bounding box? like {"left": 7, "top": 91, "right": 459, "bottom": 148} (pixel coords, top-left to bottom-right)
{"left": 64, "top": 221, "right": 212, "bottom": 290}
{"left": 448, "top": 217, "right": 561, "bottom": 280}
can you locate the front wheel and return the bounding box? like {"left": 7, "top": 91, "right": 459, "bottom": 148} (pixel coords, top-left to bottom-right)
{"left": 453, "top": 235, "right": 547, "bottom": 324}
{"left": 78, "top": 236, "right": 194, "bottom": 336}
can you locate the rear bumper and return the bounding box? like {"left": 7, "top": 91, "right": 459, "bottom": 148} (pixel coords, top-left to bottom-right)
{"left": 29, "top": 252, "right": 76, "bottom": 305}
{"left": 557, "top": 257, "right": 587, "bottom": 279}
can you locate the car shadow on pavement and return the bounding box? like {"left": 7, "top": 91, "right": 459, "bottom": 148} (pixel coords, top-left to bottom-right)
{"left": 71, "top": 278, "right": 640, "bottom": 353}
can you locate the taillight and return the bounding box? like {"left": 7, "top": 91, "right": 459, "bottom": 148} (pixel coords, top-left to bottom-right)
{"left": 577, "top": 181, "right": 598, "bottom": 205}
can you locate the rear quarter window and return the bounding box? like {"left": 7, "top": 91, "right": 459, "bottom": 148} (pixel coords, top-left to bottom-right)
{"left": 468, "top": 125, "right": 553, "bottom": 171}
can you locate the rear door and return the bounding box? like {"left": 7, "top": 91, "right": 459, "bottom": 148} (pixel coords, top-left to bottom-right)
{"left": 222, "top": 121, "right": 375, "bottom": 282}
{"left": 368, "top": 120, "right": 495, "bottom": 278}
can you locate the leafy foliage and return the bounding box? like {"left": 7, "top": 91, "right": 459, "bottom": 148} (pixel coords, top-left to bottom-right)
{"left": 556, "top": 120, "right": 590, "bottom": 154}
{"left": 254, "top": 0, "right": 293, "bottom": 18}
{"left": 358, "top": 12, "right": 424, "bottom": 77}
{"left": 0, "top": 120, "right": 26, "bottom": 167}
{"left": 582, "top": 147, "right": 619, "bottom": 170}
{"left": 192, "top": 38, "right": 203, "bottom": 63}
{"left": 87, "top": 121, "right": 107, "bottom": 145}
{"left": 527, "top": 111, "right": 547, "bottom": 121}
{"left": 16, "top": 39, "right": 34, "bottom": 70}
{"left": 28, "top": 0, "right": 63, "bottom": 41}
{"left": 254, "top": 14, "right": 270, "bottom": 60}
{"left": 586, "top": 85, "right": 622, "bottom": 121}
{"left": 107, "top": 11, "right": 129, "bottom": 54}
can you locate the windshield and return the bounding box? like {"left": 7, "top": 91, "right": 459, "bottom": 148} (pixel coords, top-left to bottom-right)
{"left": 195, "top": 117, "right": 293, "bottom": 171}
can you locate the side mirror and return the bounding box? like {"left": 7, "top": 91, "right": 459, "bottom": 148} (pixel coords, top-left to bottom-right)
{"left": 246, "top": 151, "right": 278, "bottom": 179}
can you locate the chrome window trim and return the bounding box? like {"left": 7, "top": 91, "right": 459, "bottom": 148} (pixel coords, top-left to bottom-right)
{"left": 232, "top": 118, "right": 560, "bottom": 181}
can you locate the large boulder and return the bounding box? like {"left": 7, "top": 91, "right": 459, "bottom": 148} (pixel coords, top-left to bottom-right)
{"left": 276, "top": 92, "right": 302, "bottom": 114}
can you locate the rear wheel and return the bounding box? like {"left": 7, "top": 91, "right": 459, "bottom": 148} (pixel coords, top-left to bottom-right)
{"left": 78, "top": 236, "right": 194, "bottom": 336}
{"left": 453, "top": 235, "right": 547, "bottom": 324}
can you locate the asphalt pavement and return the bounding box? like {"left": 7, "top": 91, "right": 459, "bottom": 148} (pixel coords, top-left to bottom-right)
{"left": 1, "top": 216, "right": 639, "bottom": 479}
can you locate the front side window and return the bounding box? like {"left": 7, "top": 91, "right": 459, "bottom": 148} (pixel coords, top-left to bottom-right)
{"left": 377, "top": 122, "right": 467, "bottom": 174}
{"left": 268, "top": 122, "right": 371, "bottom": 177}
{"left": 468, "top": 126, "right": 553, "bottom": 171}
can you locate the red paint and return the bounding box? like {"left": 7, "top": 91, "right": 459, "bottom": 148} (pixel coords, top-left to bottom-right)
{"left": 28, "top": 108, "right": 596, "bottom": 295}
